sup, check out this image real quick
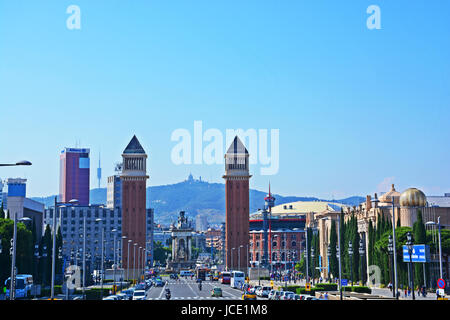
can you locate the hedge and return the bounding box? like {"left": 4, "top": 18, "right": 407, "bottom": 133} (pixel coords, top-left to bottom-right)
{"left": 259, "top": 277, "right": 271, "bottom": 280}
{"left": 74, "top": 288, "right": 111, "bottom": 300}
{"left": 343, "top": 286, "right": 372, "bottom": 294}
{"left": 296, "top": 288, "right": 316, "bottom": 295}
{"left": 315, "top": 283, "right": 338, "bottom": 291}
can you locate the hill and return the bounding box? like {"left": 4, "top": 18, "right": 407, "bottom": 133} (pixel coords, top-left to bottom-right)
{"left": 31, "top": 179, "right": 364, "bottom": 225}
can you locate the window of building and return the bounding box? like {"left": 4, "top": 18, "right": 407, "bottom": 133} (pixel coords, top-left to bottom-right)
{"left": 291, "top": 241, "right": 296, "bottom": 247}
{"left": 272, "top": 241, "right": 277, "bottom": 248}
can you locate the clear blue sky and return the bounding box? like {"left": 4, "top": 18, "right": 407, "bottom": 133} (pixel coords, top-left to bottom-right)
{"left": 1, "top": 0, "right": 449, "bottom": 199}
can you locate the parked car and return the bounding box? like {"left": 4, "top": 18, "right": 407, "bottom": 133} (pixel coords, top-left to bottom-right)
{"left": 211, "top": 287, "right": 223, "bottom": 297}
{"left": 242, "top": 292, "right": 257, "bottom": 300}
{"left": 154, "top": 279, "right": 164, "bottom": 287}
{"left": 279, "top": 291, "right": 295, "bottom": 300}
{"left": 121, "top": 289, "right": 134, "bottom": 300}
{"left": 103, "top": 295, "right": 119, "bottom": 300}
{"left": 268, "top": 290, "right": 281, "bottom": 300}
{"left": 257, "top": 286, "right": 272, "bottom": 298}
{"left": 132, "top": 290, "right": 146, "bottom": 300}
{"left": 254, "top": 286, "right": 262, "bottom": 296}
{"left": 293, "top": 294, "right": 302, "bottom": 300}
{"left": 116, "top": 293, "right": 128, "bottom": 300}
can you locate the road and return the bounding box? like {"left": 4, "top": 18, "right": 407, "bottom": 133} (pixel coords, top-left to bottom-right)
{"left": 146, "top": 276, "right": 268, "bottom": 300}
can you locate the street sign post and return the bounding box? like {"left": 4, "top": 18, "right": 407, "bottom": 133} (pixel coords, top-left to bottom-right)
{"left": 437, "top": 278, "right": 446, "bottom": 289}
{"left": 402, "top": 245, "right": 430, "bottom": 263}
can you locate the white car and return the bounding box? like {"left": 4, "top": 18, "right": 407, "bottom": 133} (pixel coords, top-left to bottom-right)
{"left": 280, "top": 291, "right": 295, "bottom": 300}
{"left": 103, "top": 295, "right": 119, "bottom": 300}
{"left": 258, "top": 286, "right": 272, "bottom": 298}
{"left": 132, "top": 290, "right": 146, "bottom": 300}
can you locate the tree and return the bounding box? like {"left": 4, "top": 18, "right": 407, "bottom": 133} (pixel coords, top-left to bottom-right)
{"left": 413, "top": 210, "right": 426, "bottom": 287}
{"left": 0, "top": 203, "right": 4, "bottom": 218}
{"left": 329, "top": 220, "right": 338, "bottom": 279}
{"left": 0, "top": 218, "right": 33, "bottom": 285}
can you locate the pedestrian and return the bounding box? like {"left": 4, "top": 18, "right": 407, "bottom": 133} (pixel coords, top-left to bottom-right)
{"left": 417, "top": 286, "right": 421, "bottom": 297}
{"left": 388, "top": 282, "right": 392, "bottom": 292}
{"left": 324, "top": 292, "right": 328, "bottom": 300}
{"left": 436, "top": 288, "right": 440, "bottom": 300}
{"left": 404, "top": 288, "right": 407, "bottom": 297}
{"left": 407, "top": 287, "right": 411, "bottom": 297}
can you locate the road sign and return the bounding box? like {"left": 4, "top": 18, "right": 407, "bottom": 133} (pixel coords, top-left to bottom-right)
{"left": 402, "top": 245, "right": 430, "bottom": 263}
{"left": 305, "top": 283, "right": 311, "bottom": 291}
{"left": 341, "top": 279, "right": 348, "bottom": 286}
{"left": 270, "top": 280, "right": 274, "bottom": 287}
{"left": 437, "top": 289, "right": 445, "bottom": 296}
{"left": 437, "top": 278, "right": 446, "bottom": 289}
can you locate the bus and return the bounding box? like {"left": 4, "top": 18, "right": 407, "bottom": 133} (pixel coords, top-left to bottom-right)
{"left": 196, "top": 267, "right": 210, "bottom": 281}
{"left": 220, "top": 271, "right": 231, "bottom": 284}
{"left": 180, "top": 270, "right": 194, "bottom": 277}
{"left": 5, "top": 274, "right": 33, "bottom": 299}
{"left": 230, "top": 271, "right": 245, "bottom": 289}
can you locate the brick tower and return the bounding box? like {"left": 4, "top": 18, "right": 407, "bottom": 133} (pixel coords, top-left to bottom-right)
{"left": 121, "top": 135, "right": 148, "bottom": 278}
{"left": 223, "top": 136, "right": 251, "bottom": 272}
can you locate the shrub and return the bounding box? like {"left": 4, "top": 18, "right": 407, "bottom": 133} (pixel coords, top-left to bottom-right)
{"left": 74, "top": 288, "right": 111, "bottom": 300}
{"left": 315, "top": 283, "right": 338, "bottom": 291}
{"left": 296, "top": 288, "right": 316, "bottom": 295}
{"left": 343, "top": 286, "right": 372, "bottom": 294}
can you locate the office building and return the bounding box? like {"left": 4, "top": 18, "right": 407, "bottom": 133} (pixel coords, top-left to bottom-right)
{"left": 60, "top": 148, "right": 90, "bottom": 205}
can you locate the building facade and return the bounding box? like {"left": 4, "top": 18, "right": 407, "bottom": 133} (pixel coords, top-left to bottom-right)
{"left": 59, "top": 148, "right": 90, "bottom": 205}
{"left": 223, "top": 136, "right": 251, "bottom": 272}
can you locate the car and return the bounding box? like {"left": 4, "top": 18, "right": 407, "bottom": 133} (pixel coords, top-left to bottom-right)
{"left": 212, "top": 275, "right": 219, "bottom": 281}
{"left": 132, "top": 290, "right": 146, "bottom": 300}
{"left": 116, "top": 293, "right": 128, "bottom": 300}
{"left": 121, "top": 289, "right": 134, "bottom": 300}
{"left": 285, "top": 292, "right": 295, "bottom": 300}
{"left": 304, "top": 296, "right": 318, "bottom": 300}
{"left": 154, "top": 279, "right": 164, "bottom": 287}
{"left": 254, "top": 286, "right": 262, "bottom": 296}
{"left": 135, "top": 283, "right": 145, "bottom": 291}
{"left": 268, "top": 290, "right": 281, "bottom": 300}
{"left": 103, "top": 295, "right": 119, "bottom": 300}
{"left": 242, "top": 292, "right": 257, "bottom": 300}
{"left": 196, "top": 278, "right": 202, "bottom": 283}
{"left": 211, "top": 287, "right": 223, "bottom": 297}
{"left": 293, "top": 294, "right": 302, "bottom": 300}
{"left": 256, "top": 286, "right": 271, "bottom": 298}
{"left": 279, "top": 291, "right": 295, "bottom": 300}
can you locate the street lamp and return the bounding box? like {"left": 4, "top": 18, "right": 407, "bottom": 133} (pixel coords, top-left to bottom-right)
{"left": 111, "top": 229, "right": 117, "bottom": 292}
{"left": 238, "top": 245, "right": 244, "bottom": 273}
{"left": 0, "top": 160, "right": 32, "bottom": 166}
{"left": 388, "top": 235, "right": 395, "bottom": 297}
{"left": 311, "top": 246, "right": 315, "bottom": 286}
{"left": 127, "top": 239, "right": 132, "bottom": 283}
{"left": 95, "top": 218, "right": 105, "bottom": 298}
{"left": 359, "top": 238, "right": 365, "bottom": 287}
{"left": 133, "top": 243, "right": 138, "bottom": 283}
{"left": 231, "top": 248, "right": 235, "bottom": 270}
{"left": 348, "top": 240, "right": 353, "bottom": 287}
{"left": 374, "top": 196, "right": 399, "bottom": 299}
{"left": 9, "top": 216, "right": 31, "bottom": 300}
{"left": 327, "top": 246, "right": 331, "bottom": 282}
{"left": 425, "top": 217, "right": 448, "bottom": 282}
{"left": 406, "top": 231, "right": 415, "bottom": 300}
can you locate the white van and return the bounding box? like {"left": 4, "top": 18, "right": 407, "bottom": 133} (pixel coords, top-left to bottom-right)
{"left": 230, "top": 271, "right": 245, "bottom": 289}
{"left": 180, "top": 270, "right": 194, "bottom": 277}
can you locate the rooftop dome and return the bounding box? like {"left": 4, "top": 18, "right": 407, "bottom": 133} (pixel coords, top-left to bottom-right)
{"left": 399, "top": 188, "right": 427, "bottom": 207}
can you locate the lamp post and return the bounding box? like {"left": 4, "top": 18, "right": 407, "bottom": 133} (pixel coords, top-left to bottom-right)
{"left": 127, "top": 239, "right": 132, "bottom": 283}
{"left": 304, "top": 227, "right": 309, "bottom": 285}
{"left": 0, "top": 160, "right": 32, "bottom": 167}
{"left": 9, "top": 215, "right": 31, "bottom": 300}
{"left": 348, "top": 240, "right": 353, "bottom": 287}
{"left": 111, "top": 229, "right": 117, "bottom": 293}
{"left": 406, "top": 232, "right": 415, "bottom": 300}
{"left": 311, "top": 246, "right": 315, "bottom": 286}
{"left": 359, "top": 238, "right": 365, "bottom": 287}
{"left": 425, "top": 217, "right": 448, "bottom": 282}
{"left": 376, "top": 196, "right": 399, "bottom": 299}
{"left": 133, "top": 243, "right": 137, "bottom": 283}
{"left": 82, "top": 214, "right": 86, "bottom": 299}
{"left": 95, "top": 218, "right": 105, "bottom": 298}
{"left": 337, "top": 211, "right": 343, "bottom": 301}
{"left": 327, "top": 246, "right": 331, "bottom": 282}
{"left": 231, "top": 248, "right": 235, "bottom": 270}
{"left": 238, "top": 245, "right": 243, "bottom": 273}
{"left": 388, "top": 235, "right": 395, "bottom": 297}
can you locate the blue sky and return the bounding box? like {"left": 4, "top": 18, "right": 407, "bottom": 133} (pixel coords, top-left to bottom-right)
{"left": 0, "top": 0, "right": 449, "bottom": 199}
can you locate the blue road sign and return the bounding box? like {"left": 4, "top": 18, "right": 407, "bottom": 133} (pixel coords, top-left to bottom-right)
{"left": 341, "top": 279, "right": 348, "bottom": 286}
{"left": 437, "top": 279, "right": 446, "bottom": 289}
{"left": 402, "top": 244, "right": 430, "bottom": 263}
